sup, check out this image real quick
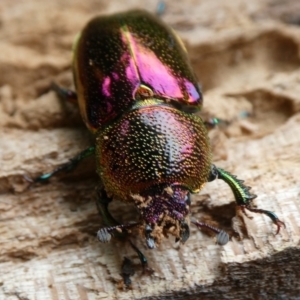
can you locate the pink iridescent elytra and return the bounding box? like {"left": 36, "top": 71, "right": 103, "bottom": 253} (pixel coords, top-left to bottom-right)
{"left": 73, "top": 10, "right": 202, "bottom": 132}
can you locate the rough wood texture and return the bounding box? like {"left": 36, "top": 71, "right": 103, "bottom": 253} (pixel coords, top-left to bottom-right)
{"left": 1, "top": 0, "right": 300, "bottom": 299}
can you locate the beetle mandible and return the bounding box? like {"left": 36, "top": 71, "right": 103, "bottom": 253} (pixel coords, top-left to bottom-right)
{"left": 34, "top": 10, "right": 285, "bottom": 273}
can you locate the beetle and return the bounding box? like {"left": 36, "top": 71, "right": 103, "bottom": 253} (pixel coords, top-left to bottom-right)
{"left": 33, "top": 10, "right": 285, "bottom": 279}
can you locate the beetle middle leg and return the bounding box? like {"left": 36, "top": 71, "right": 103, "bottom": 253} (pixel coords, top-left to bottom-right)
{"left": 208, "top": 164, "right": 285, "bottom": 234}
{"left": 203, "top": 117, "right": 229, "bottom": 130}
{"left": 29, "top": 146, "right": 95, "bottom": 183}
{"left": 96, "top": 188, "right": 151, "bottom": 274}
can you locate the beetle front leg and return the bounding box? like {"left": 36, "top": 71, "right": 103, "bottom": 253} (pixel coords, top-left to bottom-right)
{"left": 96, "top": 189, "right": 137, "bottom": 241}
{"left": 96, "top": 188, "right": 150, "bottom": 273}
{"left": 208, "top": 164, "right": 285, "bottom": 234}
{"left": 30, "top": 146, "right": 95, "bottom": 183}
{"left": 239, "top": 206, "right": 285, "bottom": 235}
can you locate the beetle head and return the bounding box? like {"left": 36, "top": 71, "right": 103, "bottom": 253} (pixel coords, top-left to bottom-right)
{"left": 131, "top": 185, "right": 191, "bottom": 248}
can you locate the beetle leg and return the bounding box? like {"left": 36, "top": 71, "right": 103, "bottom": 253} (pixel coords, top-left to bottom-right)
{"left": 51, "top": 82, "right": 77, "bottom": 104}
{"left": 239, "top": 205, "right": 285, "bottom": 235}
{"left": 208, "top": 164, "right": 285, "bottom": 234}
{"left": 128, "top": 240, "right": 153, "bottom": 274}
{"left": 96, "top": 188, "right": 120, "bottom": 228}
{"left": 96, "top": 189, "right": 151, "bottom": 272}
{"left": 31, "top": 146, "right": 95, "bottom": 183}
{"left": 208, "top": 164, "right": 257, "bottom": 205}
{"left": 96, "top": 189, "right": 142, "bottom": 239}
{"left": 191, "top": 219, "right": 229, "bottom": 245}
{"left": 203, "top": 117, "right": 229, "bottom": 130}
{"left": 156, "top": 1, "right": 166, "bottom": 16}
{"left": 120, "top": 257, "right": 135, "bottom": 287}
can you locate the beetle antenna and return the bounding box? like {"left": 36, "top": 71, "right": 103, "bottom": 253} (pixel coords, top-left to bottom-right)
{"left": 191, "top": 219, "right": 229, "bottom": 246}
{"left": 97, "top": 222, "right": 140, "bottom": 243}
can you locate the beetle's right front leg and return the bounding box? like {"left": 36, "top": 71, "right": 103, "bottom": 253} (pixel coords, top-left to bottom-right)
{"left": 96, "top": 188, "right": 151, "bottom": 274}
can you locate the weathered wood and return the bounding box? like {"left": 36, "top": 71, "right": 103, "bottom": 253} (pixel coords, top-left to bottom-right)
{"left": 1, "top": 0, "right": 300, "bottom": 299}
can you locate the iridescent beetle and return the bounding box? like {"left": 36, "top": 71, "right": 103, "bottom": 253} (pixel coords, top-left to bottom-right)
{"left": 34, "top": 10, "right": 284, "bottom": 275}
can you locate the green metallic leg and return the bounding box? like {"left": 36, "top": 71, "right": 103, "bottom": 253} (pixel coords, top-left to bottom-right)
{"left": 208, "top": 164, "right": 285, "bottom": 234}
{"left": 51, "top": 82, "right": 77, "bottom": 103}
{"left": 95, "top": 188, "right": 150, "bottom": 272}
{"left": 32, "top": 146, "right": 95, "bottom": 183}
{"left": 203, "top": 117, "right": 229, "bottom": 130}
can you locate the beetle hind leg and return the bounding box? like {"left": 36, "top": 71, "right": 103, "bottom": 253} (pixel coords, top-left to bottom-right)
{"left": 51, "top": 82, "right": 77, "bottom": 103}
{"left": 208, "top": 164, "right": 285, "bottom": 234}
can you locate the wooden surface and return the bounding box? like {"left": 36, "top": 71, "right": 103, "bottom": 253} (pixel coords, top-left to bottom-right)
{"left": 1, "top": 0, "right": 300, "bottom": 299}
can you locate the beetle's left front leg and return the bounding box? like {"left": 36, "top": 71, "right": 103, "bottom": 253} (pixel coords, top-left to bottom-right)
{"left": 208, "top": 164, "right": 285, "bottom": 234}
{"left": 96, "top": 188, "right": 151, "bottom": 273}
